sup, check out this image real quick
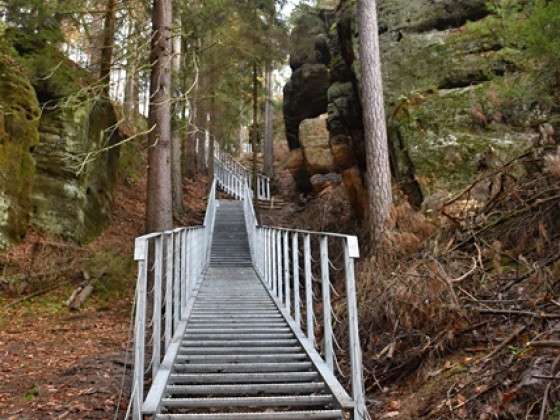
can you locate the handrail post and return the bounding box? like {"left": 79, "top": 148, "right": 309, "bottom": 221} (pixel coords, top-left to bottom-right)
{"left": 292, "top": 232, "right": 301, "bottom": 329}
{"left": 304, "top": 233, "right": 314, "bottom": 344}
{"left": 344, "top": 237, "right": 366, "bottom": 419}
{"left": 320, "top": 235, "right": 334, "bottom": 372}
{"left": 164, "top": 232, "right": 173, "bottom": 350}
{"left": 173, "top": 232, "right": 180, "bottom": 331}
{"left": 181, "top": 229, "right": 187, "bottom": 318}
{"left": 276, "top": 230, "right": 283, "bottom": 302}
{"left": 272, "top": 230, "right": 277, "bottom": 295}
{"left": 152, "top": 235, "right": 163, "bottom": 381}
{"left": 133, "top": 238, "right": 148, "bottom": 419}
{"left": 283, "top": 231, "right": 290, "bottom": 313}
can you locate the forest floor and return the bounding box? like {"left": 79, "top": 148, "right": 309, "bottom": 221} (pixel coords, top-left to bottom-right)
{"left": 0, "top": 174, "right": 209, "bottom": 419}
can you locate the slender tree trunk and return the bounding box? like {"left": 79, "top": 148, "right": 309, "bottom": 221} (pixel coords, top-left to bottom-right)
{"left": 251, "top": 61, "right": 259, "bottom": 204}
{"left": 171, "top": 16, "right": 184, "bottom": 214}
{"left": 99, "top": 0, "right": 117, "bottom": 95}
{"left": 263, "top": 62, "right": 274, "bottom": 178}
{"left": 125, "top": 11, "right": 142, "bottom": 119}
{"left": 357, "top": 0, "right": 393, "bottom": 241}
{"left": 195, "top": 95, "right": 207, "bottom": 173}
{"left": 146, "top": 0, "right": 173, "bottom": 233}
{"left": 185, "top": 89, "right": 198, "bottom": 179}
{"left": 207, "top": 93, "right": 215, "bottom": 178}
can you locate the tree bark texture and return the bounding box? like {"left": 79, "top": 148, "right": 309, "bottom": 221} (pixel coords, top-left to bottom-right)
{"left": 251, "top": 61, "right": 259, "bottom": 204}
{"left": 171, "top": 16, "right": 184, "bottom": 214}
{"left": 357, "top": 0, "right": 393, "bottom": 240}
{"left": 263, "top": 63, "right": 274, "bottom": 178}
{"left": 146, "top": 0, "right": 174, "bottom": 233}
{"left": 99, "top": 0, "right": 117, "bottom": 95}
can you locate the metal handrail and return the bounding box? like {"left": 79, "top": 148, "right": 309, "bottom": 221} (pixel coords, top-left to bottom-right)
{"left": 214, "top": 145, "right": 271, "bottom": 201}
{"left": 131, "top": 180, "right": 217, "bottom": 418}
{"left": 241, "top": 177, "right": 367, "bottom": 419}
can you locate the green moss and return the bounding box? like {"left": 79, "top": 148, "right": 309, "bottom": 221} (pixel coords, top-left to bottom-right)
{"left": 86, "top": 250, "right": 136, "bottom": 302}
{"left": 394, "top": 81, "right": 533, "bottom": 193}
{"left": 0, "top": 42, "right": 40, "bottom": 248}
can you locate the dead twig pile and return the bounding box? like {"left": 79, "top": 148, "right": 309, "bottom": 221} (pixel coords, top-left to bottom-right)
{"left": 359, "top": 147, "right": 560, "bottom": 418}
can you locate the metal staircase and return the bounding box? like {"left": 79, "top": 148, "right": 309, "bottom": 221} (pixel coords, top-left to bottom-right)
{"left": 131, "top": 155, "right": 366, "bottom": 419}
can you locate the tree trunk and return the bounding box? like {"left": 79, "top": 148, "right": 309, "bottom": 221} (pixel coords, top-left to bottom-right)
{"left": 195, "top": 99, "right": 207, "bottom": 174}
{"left": 125, "top": 12, "right": 142, "bottom": 119}
{"left": 207, "top": 93, "right": 215, "bottom": 178}
{"left": 263, "top": 62, "right": 274, "bottom": 178}
{"left": 171, "top": 16, "right": 184, "bottom": 214}
{"left": 357, "top": 0, "right": 393, "bottom": 241}
{"left": 146, "top": 0, "right": 173, "bottom": 233}
{"left": 251, "top": 61, "right": 259, "bottom": 204}
{"left": 99, "top": 0, "right": 117, "bottom": 95}
{"left": 185, "top": 90, "right": 198, "bottom": 179}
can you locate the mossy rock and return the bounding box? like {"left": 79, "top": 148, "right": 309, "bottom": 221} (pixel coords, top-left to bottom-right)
{"left": 394, "top": 83, "right": 534, "bottom": 193}
{"left": 31, "top": 96, "right": 121, "bottom": 244}
{"left": 0, "top": 43, "right": 40, "bottom": 249}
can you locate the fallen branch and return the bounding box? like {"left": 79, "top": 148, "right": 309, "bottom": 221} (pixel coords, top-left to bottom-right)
{"left": 66, "top": 271, "right": 97, "bottom": 311}
{"left": 529, "top": 340, "right": 560, "bottom": 348}
{"left": 475, "top": 307, "right": 560, "bottom": 319}
{"left": 5, "top": 280, "right": 71, "bottom": 308}
{"left": 540, "top": 354, "right": 560, "bottom": 420}
{"left": 483, "top": 325, "right": 526, "bottom": 361}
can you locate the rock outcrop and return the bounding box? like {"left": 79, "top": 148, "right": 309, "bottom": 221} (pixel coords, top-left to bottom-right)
{"left": 0, "top": 42, "right": 41, "bottom": 248}
{"left": 0, "top": 35, "right": 122, "bottom": 248}
{"left": 283, "top": 0, "right": 543, "bottom": 213}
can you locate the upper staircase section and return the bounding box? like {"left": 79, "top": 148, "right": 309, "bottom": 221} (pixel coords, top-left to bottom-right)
{"left": 214, "top": 146, "right": 271, "bottom": 201}
{"left": 210, "top": 201, "right": 252, "bottom": 267}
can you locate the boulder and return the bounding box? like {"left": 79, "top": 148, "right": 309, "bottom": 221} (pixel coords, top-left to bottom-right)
{"left": 310, "top": 173, "right": 342, "bottom": 194}
{"left": 299, "top": 116, "right": 334, "bottom": 174}
{"left": 283, "top": 63, "right": 330, "bottom": 150}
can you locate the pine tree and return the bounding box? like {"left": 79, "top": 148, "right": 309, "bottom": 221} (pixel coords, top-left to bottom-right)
{"left": 357, "top": 0, "right": 393, "bottom": 241}
{"left": 146, "top": 0, "right": 173, "bottom": 233}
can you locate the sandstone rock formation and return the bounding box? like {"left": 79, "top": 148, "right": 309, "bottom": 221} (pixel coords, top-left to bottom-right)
{"left": 0, "top": 42, "right": 41, "bottom": 248}
{"left": 0, "top": 37, "right": 122, "bottom": 248}
{"left": 283, "top": 0, "right": 543, "bottom": 214}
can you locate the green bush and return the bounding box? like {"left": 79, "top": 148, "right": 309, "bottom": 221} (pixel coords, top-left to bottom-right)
{"left": 522, "top": 0, "right": 560, "bottom": 67}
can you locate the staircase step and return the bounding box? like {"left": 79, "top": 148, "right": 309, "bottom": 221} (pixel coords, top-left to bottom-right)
{"left": 175, "top": 354, "right": 308, "bottom": 363}
{"left": 169, "top": 372, "right": 320, "bottom": 384}
{"left": 173, "top": 362, "right": 313, "bottom": 373}
{"left": 179, "top": 346, "right": 302, "bottom": 355}
{"left": 156, "top": 410, "right": 343, "bottom": 420}
{"left": 160, "top": 395, "right": 334, "bottom": 408}
{"left": 165, "top": 382, "right": 327, "bottom": 396}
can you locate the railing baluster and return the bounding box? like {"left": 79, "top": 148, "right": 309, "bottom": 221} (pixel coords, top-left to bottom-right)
{"left": 164, "top": 233, "right": 173, "bottom": 350}
{"left": 304, "top": 233, "right": 314, "bottom": 345}
{"left": 173, "top": 232, "right": 180, "bottom": 332}
{"left": 320, "top": 235, "right": 334, "bottom": 372}
{"left": 181, "top": 229, "right": 187, "bottom": 318}
{"left": 292, "top": 232, "right": 301, "bottom": 329}
{"left": 271, "top": 230, "right": 277, "bottom": 295}
{"left": 266, "top": 229, "right": 275, "bottom": 292}
{"left": 276, "top": 230, "right": 283, "bottom": 302}
{"left": 283, "top": 231, "right": 290, "bottom": 313}
{"left": 133, "top": 238, "right": 148, "bottom": 419}
{"left": 344, "top": 239, "right": 366, "bottom": 419}
{"left": 152, "top": 235, "right": 163, "bottom": 381}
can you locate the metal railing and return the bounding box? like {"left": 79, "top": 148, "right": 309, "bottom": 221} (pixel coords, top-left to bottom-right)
{"left": 242, "top": 181, "right": 367, "bottom": 419}
{"left": 215, "top": 146, "right": 271, "bottom": 201}
{"left": 131, "top": 180, "right": 217, "bottom": 418}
